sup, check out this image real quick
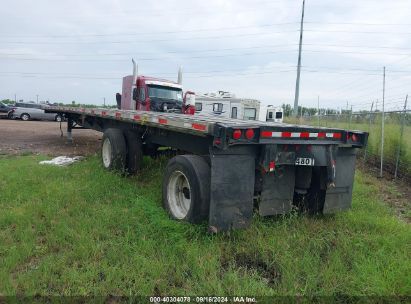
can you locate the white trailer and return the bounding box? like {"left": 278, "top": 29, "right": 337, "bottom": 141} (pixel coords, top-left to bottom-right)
{"left": 194, "top": 91, "right": 283, "bottom": 123}
{"left": 259, "top": 105, "right": 284, "bottom": 123}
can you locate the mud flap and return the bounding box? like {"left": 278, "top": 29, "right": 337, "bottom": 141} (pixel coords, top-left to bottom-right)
{"left": 258, "top": 166, "right": 295, "bottom": 216}
{"left": 208, "top": 155, "right": 255, "bottom": 232}
{"left": 323, "top": 148, "right": 357, "bottom": 213}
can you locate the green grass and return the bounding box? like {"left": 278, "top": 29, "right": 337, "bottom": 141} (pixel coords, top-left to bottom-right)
{"left": 0, "top": 155, "right": 410, "bottom": 296}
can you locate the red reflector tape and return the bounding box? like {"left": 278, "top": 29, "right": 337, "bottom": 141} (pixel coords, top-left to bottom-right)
{"left": 115, "top": 112, "right": 121, "bottom": 119}
{"left": 159, "top": 118, "right": 167, "bottom": 124}
{"left": 192, "top": 123, "right": 206, "bottom": 131}
{"left": 261, "top": 131, "right": 273, "bottom": 138}
{"left": 133, "top": 115, "right": 140, "bottom": 120}
{"left": 101, "top": 111, "right": 107, "bottom": 116}
{"left": 261, "top": 130, "right": 343, "bottom": 140}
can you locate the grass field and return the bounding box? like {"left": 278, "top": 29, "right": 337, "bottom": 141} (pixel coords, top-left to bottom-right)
{"left": 0, "top": 155, "right": 410, "bottom": 296}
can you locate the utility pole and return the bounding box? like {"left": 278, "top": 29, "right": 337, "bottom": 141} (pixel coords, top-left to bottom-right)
{"left": 346, "top": 101, "right": 349, "bottom": 128}
{"left": 36, "top": 94, "right": 39, "bottom": 104}
{"left": 380, "top": 66, "right": 386, "bottom": 178}
{"left": 349, "top": 105, "right": 353, "bottom": 128}
{"left": 394, "top": 95, "right": 408, "bottom": 179}
{"left": 103, "top": 97, "right": 106, "bottom": 107}
{"left": 293, "top": 0, "right": 305, "bottom": 117}
{"left": 317, "top": 95, "right": 320, "bottom": 126}
{"left": 14, "top": 94, "right": 17, "bottom": 103}
{"left": 364, "top": 101, "right": 374, "bottom": 162}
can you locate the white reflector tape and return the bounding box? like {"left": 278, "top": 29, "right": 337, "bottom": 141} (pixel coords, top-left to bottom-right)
{"left": 326, "top": 133, "right": 334, "bottom": 138}
{"left": 291, "top": 132, "right": 300, "bottom": 138}
{"left": 271, "top": 132, "right": 282, "bottom": 137}
{"left": 309, "top": 133, "right": 318, "bottom": 138}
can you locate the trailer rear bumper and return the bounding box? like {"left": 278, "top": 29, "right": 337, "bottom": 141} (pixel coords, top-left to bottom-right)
{"left": 207, "top": 145, "right": 358, "bottom": 232}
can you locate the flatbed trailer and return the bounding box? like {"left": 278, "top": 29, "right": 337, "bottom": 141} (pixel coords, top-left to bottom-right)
{"left": 46, "top": 106, "right": 368, "bottom": 232}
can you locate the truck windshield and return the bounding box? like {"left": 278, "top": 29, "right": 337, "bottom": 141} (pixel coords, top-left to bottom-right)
{"left": 148, "top": 85, "right": 183, "bottom": 102}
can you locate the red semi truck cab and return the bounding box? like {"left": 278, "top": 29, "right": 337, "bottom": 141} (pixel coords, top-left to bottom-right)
{"left": 119, "top": 75, "right": 195, "bottom": 114}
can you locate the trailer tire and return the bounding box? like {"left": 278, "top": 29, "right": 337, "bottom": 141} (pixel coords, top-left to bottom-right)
{"left": 101, "top": 128, "right": 127, "bottom": 172}
{"left": 163, "top": 155, "right": 210, "bottom": 224}
{"left": 124, "top": 130, "right": 143, "bottom": 175}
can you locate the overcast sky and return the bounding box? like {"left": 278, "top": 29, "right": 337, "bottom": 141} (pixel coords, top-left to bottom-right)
{"left": 0, "top": 0, "right": 410, "bottom": 111}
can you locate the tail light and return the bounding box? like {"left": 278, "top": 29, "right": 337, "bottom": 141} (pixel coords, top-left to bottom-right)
{"left": 232, "top": 129, "right": 242, "bottom": 140}
{"left": 245, "top": 129, "right": 255, "bottom": 140}
{"left": 269, "top": 161, "right": 276, "bottom": 172}
{"left": 347, "top": 132, "right": 360, "bottom": 142}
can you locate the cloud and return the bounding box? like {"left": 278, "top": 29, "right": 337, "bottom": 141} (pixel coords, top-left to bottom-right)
{"left": 0, "top": 0, "right": 409, "bottom": 110}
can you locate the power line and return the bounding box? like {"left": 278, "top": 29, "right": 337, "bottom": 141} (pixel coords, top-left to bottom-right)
{"left": 0, "top": 30, "right": 299, "bottom": 45}
{"left": 305, "top": 21, "right": 411, "bottom": 26}
{"left": 5, "top": 26, "right": 411, "bottom": 45}
{"left": 4, "top": 42, "right": 411, "bottom": 57}
{"left": 0, "top": 22, "right": 299, "bottom": 38}
{"left": 5, "top": 47, "right": 411, "bottom": 59}
{"left": 304, "top": 29, "right": 411, "bottom": 35}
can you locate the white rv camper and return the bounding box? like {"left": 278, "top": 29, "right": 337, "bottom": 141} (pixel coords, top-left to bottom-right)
{"left": 194, "top": 91, "right": 283, "bottom": 123}
{"left": 259, "top": 105, "right": 284, "bottom": 123}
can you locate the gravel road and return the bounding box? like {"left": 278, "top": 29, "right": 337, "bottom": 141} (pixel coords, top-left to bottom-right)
{"left": 0, "top": 119, "right": 102, "bottom": 156}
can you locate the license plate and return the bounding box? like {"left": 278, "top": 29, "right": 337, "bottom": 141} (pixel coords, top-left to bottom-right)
{"left": 295, "top": 157, "right": 315, "bottom": 166}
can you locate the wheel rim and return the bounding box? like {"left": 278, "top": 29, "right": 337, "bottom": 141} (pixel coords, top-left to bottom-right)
{"left": 102, "top": 138, "right": 112, "bottom": 168}
{"left": 56, "top": 115, "right": 62, "bottom": 122}
{"left": 167, "top": 170, "right": 191, "bottom": 219}
{"left": 22, "top": 114, "right": 29, "bottom": 121}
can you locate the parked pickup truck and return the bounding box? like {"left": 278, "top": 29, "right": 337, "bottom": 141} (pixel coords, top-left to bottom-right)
{"left": 46, "top": 105, "right": 368, "bottom": 232}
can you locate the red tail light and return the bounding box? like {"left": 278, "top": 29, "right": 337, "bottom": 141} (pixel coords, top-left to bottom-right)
{"left": 245, "top": 129, "right": 255, "bottom": 140}
{"left": 269, "top": 161, "right": 276, "bottom": 172}
{"left": 351, "top": 134, "right": 359, "bottom": 142}
{"left": 233, "top": 129, "right": 242, "bottom": 140}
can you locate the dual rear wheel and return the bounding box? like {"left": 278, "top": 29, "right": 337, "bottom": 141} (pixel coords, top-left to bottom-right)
{"left": 101, "top": 128, "right": 143, "bottom": 174}
{"left": 101, "top": 128, "right": 210, "bottom": 224}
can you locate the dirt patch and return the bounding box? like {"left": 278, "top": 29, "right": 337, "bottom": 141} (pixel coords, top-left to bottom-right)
{"left": 0, "top": 119, "right": 101, "bottom": 156}
{"left": 357, "top": 162, "right": 411, "bottom": 223}
{"left": 221, "top": 252, "right": 281, "bottom": 287}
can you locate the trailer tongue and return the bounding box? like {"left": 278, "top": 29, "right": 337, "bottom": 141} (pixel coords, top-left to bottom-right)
{"left": 46, "top": 106, "right": 368, "bottom": 232}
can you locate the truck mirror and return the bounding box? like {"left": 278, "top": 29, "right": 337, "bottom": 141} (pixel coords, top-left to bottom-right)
{"left": 184, "top": 91, "right": 195, "bottom": 106}
{"left": 132, "top": 88, "right": 138, "bottom": 101}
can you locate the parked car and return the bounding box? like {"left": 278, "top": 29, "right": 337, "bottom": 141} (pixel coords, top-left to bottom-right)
{"left": 0, "top": 101, "right": 14, "bottom": 119}
{"left": 12, "top": 102, "right": 63, "bottom": 121}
